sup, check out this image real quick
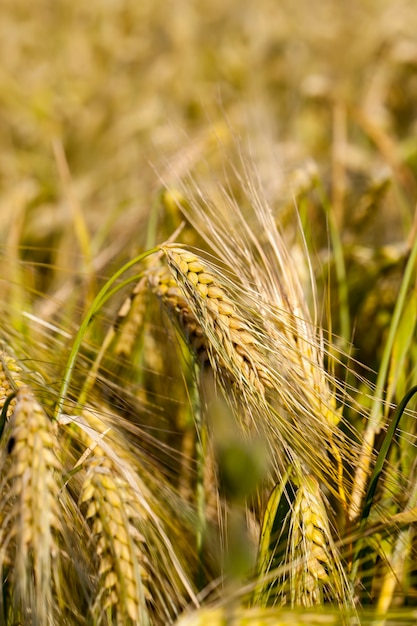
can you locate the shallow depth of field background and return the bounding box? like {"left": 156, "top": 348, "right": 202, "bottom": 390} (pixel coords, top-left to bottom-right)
{"left": 2, "top": 0, "right": 417, "bottom": 366}
{"left": 1, "top": 1, "right": 417, "bottom": 623}
{"left": 2, "top": 0, "right": 416, "bottom": 257}
{"left": 2, "top": 0, "right": 417, "bottom": 493}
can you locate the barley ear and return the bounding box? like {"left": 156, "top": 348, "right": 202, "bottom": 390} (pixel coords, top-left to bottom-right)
{"left": 80, "top": 458, "right": 152, "bottom": 626}
{"left": 70, "top": 409, "right": 198, "bottom": 624}
{"left": 0, "top": 386, "right": 63, "bottom": 624}
{"left": 0, "top": 349, "right": 26, "bottom": 437}
{"left": 289, "top": 474, "right": 352, "bottom": 610}
{"left": 153, "top": 245, "right": 273, "bottom": 394}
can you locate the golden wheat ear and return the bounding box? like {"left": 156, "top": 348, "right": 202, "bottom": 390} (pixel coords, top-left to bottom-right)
{"left": 80, "top": 457, "right": 152, "bottom": 626}
{"left": 71, "top": 411, "right": 153, "bottom": 625}
{"left": 288, "top": 474, "right": 353, "bottom": 610}
{"left": 0, "top": 386, "right": 64, "bottom": 624}
{"left": 152, "top": 245, "right": 273, "bottom": 395}
{"left": 159, "top": 162, "right": 360, "bottom": 509}
{"left": 64, "top": 409, "right": 199, "bottom": 625}
{"left": 252, "top": 469, "right": 354, "bottom": 615}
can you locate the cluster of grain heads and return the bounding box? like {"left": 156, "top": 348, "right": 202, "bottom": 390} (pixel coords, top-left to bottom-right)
{"left": 148, "top": 241, "right": 350, "bottom": 508}
{"left": 64, "top": 409, "right": 199, "bottom": 625}
{"left": 0, "top": 385, "right": 63, "bottom": 625}
{"left": 0, "top": 340, "right": 199, "bottom": 625}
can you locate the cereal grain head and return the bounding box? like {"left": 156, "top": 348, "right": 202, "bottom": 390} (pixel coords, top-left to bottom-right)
{"left": 0, "top": 386, "right": 63, "bottom": 624}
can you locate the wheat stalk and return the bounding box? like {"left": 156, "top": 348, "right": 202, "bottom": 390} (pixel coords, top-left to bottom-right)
{"left": 0, "top": 386, "right": 63, "bottom": 624}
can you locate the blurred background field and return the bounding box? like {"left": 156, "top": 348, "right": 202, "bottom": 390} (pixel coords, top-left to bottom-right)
{"left": 1, "top": 0, "right": 417, "bottom": 365}
{"left": 1, "top": 1, "right": 417, "bottom": 624}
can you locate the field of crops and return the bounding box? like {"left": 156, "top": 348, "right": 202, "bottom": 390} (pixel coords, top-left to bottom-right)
{"left": 1, "top": 1, "right": 417, "bottom": 624}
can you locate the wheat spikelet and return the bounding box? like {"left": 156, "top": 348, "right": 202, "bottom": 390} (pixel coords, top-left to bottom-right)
{"left": 148, "top": 263, "right": 209, "bottom": 362}
{"left": 288, "top": 475, "right": 351, "bottom": 609}
{"left": 150, "top": 247, "right": 273, "bottom": 395}
{"left": 112, "top": 277, "right": 148, "bottom": 359}
{"left": 0, "top": 386, "right": 62, "bottom": 624}
{"left": 63, "top": 408, "right": 198, "bottom": 624}
{"left": 0, "top": 348, "right": 26, "bottom": 422}
{"left": 80, "top": 457, "right": 151, "bottom": 625}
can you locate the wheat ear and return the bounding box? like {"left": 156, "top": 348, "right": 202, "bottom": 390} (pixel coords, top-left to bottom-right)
{"left": 149, "top": 246, "right": 333, "bottom": 504}
{"left": 0, "top": 386, "right": 62, "bottom": 624}
{"left": 288, "top": 474, "right": 351, "bottom": 609}
{"left": 150, "top": 246, "right": 272, "bottom": 394}
{"left": 66, "top": 408, "right": 198, "bottom": 624}
{"left": 0, "top": 349, "right": 26, "bottom": 426}
{"left": 63, "top": 408, "right": 152, "bottom": 625}
{"left": 152, "top": 245, "right": 346, "bottom": 497}
{"left": 81, "top": 457, "right": 151, "bottom": 625}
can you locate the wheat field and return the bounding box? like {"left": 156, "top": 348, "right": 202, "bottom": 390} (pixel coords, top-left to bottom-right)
{"left": 1, "top": 0, "right": 417, "bottom": 624}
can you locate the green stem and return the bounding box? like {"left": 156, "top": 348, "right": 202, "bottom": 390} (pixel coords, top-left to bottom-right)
{"left": 53, "top": 247, "right": 159, "bottom": 421}
{"left": 351, "top": 385, "right": 417, "bottom": 583}
{"left": 317, "top": 181, "right": 351, "bottom": 347}
{"left": 366, "top": 236, "right": 417, "bottom": 436}
{"left": 193, "top": 364, "right": 206, "bottom": 587}
{"left": 350, "top": 232, "right": 417, "bottom": 517}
